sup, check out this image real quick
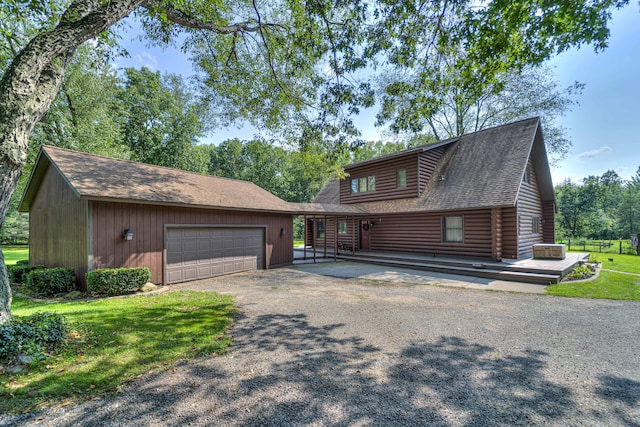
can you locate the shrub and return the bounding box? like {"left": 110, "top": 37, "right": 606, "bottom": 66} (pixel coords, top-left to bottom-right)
{"left": 0, "top": 312, "right": 67, "bottom": 364}
{"left": 15, "top": 259, "right": 29, "bottom": 265}
{"left": 86, "top": 267, "right": 151, "bottom": 296}
{"left": 7, "top": 264, "right": 45, "bottom": 284}
{"left": 25, "top": 268, "right": 75, "bottom": 296}
{"left": 567, "top": 265, "right": 594, "bottom": 280}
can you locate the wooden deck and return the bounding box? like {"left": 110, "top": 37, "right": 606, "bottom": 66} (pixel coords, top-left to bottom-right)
{"left": 293, "top": 247, "right": 589, "bottom": 285}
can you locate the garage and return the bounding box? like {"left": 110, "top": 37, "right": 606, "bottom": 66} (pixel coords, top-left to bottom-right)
{"left": 165, "top": 226, "right": 265, "bottom": 284}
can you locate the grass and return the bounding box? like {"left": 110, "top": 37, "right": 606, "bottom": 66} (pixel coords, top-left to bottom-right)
{"left": 546, "top": 253, "right": 640, "bottom": 301}
{"left": 546, "top": 271, "right": 640, "bottom": 301}
{"left": 2, "top": 245, "right": 29, "bottom": 265}
{"left": 1, "top": 290, "right": 235, "bottom": 413}
{"left": 294, "top": 239, "right": 304, "bottom": 247}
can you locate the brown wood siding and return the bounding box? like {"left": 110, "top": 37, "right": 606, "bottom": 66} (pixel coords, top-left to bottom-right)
{"left": 542, "top": 201, "right": 556, "bottom": 243}
{"left": 418, "top": 146, "right": 447, "bottom": 193}
{"left": 340, "top": 154, "right": 419, "bottom": 203}
{"left": 29, "top": 165, "right": 88, "bottom": 289}
{"left": 312, "top": 217, "right": 357, "bottom": 249}
{"left": 517, "top": 158, "right": 544, "bottom": 258}
{"left": 312, "top": 210, "right": 492, "bottom": 258}
{"left": 501, "top": 206, "right": 518, "bottom": 259}
{"left": 91, "top": 201, "right": 293, "bottom": 284}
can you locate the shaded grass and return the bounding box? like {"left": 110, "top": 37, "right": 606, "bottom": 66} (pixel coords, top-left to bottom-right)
{"left": 2, "top": 246, "right": 29, "bottom": 265}
{"left": 1, "top": 291, "right": 235, "bottom": 413}
{"left": 547, "top": 271, "right": 640, "bottom": 301}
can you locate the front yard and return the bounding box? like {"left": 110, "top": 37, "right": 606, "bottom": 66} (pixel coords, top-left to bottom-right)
{"left": 1, "top": 291, "right": 235, "bottom": 413}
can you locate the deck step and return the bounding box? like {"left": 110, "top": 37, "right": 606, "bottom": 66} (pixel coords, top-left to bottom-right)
{"left": 336, "top": 255, "right": 560, "bottom": 285}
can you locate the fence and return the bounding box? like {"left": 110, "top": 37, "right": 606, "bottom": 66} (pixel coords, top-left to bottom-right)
{"left": 557, "top": 239, "right": 638, "bottom": 255}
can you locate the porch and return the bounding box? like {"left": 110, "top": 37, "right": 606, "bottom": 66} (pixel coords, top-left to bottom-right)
{"left": 293, "top": 247, "right": 589, "bottom": 285}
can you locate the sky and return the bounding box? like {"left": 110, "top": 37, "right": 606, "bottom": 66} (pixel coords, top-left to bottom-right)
{"left": 114, "top": 6, "right": 640, "bottom": 186}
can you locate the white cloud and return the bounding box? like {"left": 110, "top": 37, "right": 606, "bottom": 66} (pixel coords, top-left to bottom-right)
{"left": 135, "top": 52, "right": 158, "bottom": 70}
{"left": 576, "top": 146, "right": 612, "bottom": 159}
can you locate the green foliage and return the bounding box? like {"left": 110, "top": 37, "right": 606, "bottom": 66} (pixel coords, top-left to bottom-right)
{"left": 7, "top": 264, "right": 44, "bottom": 284}
{"left": 3, "top": 291, "right": 234, "bottom": 413}
{"left": 555, "top": 168, "right": 640, "bottom": 240}
{"left": 567, "top": 265, "right": 594, "bottom": 280}
{"left": 86, "top": 267, "right": 151, "bottom": 296}
{"left": 15, "top": 259, "right": 28, "bottom": 265}
{"left": 118, "top": 67, "right": 206, "bottom": 171}
{"left": 0, "top": 312, "right": 67, "bottom": 364}
{"left": 25, "top": 268, "right": 75, "bottom": 296}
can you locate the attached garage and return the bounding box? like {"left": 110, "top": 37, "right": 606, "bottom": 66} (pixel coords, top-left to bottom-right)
{"left": 20, "top": 146, "right": 295, "bottom": 289}
{"left": 164, "top": 226, "right": 266, "bottom": 284}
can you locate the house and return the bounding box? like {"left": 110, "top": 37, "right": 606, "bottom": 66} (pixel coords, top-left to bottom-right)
{"left": 301, "top": 117, "right": 556, "bottom": 260}
{"left": 19, "top": 146, "right": 295, "bottom": 289}
{"left": 19, "top": 117, "right": 556, "bottom": 289}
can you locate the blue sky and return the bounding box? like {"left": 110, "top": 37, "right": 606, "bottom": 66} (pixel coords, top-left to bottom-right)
{"left": 114, "top": 6, "right": 640, "bottom": 185}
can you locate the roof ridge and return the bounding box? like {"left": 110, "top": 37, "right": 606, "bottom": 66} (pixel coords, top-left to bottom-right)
{"left": 41, "top": 145, "right": 265, "bottom": 188}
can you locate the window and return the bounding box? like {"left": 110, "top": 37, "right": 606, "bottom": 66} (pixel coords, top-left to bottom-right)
{"left": 532, "top": 216, "right": 540, "bottom": 234}
{"left": 338, "top": 221, "right": 347, "bottom": 235}
{"left": 397, "top": 169, "right": 407, "bottom": 188}
{"left": 351, "top": 176, "right": 376, "bottom": 193}
{"left": 351, "top": 179, "right": 359, "bottom": 194}
{"left": 523, "top": 165, "right": 531, "bottom": 184}
{"left": 442, "top": 216, "right": 463, "bottom": 243}
{"left": 316, "top": 220, "right": 325, "bottom": 238}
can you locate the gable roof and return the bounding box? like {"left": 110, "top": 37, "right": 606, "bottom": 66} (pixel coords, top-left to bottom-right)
{"left": 312, "top": 117, "right": 554, "bottom": 214}
{"left": 19, "top": 146, "right": 295, "bottom": 213}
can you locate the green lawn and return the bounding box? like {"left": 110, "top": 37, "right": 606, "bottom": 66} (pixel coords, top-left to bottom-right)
{"left": 1, "top": 291, "right": 235, "bottom": 413}
{"left": 2, "top": 246, "right": 28, "bottom": 265}
{"left": 546, "top": 253, "right": 640, "bottom": 301}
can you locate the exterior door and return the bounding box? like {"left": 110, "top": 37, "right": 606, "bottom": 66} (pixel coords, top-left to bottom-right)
{"left": 360, "top": 221, "right": 370, "bottom": 250}
{"left": 165, "top": 226, "right": 265, "bottom": 284}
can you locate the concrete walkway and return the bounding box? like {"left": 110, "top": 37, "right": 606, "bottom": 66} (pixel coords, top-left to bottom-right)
{"left": 290, "top": 260, "right": 548, "bottom": 294}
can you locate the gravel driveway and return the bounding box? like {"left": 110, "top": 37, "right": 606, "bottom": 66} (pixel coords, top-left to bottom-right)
{"left": 3, "top": 267, "right": 640, "bottom": 426}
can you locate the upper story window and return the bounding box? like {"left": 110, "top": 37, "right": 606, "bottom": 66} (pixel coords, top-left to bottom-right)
{"left": 351, "top": 176, "right": 376, "bottom": 193}
{"left": 397, "top": 169, "right": 407, "bottom": 188}
{"left": 523, "top": 165, "right": 531, "bottom": 184}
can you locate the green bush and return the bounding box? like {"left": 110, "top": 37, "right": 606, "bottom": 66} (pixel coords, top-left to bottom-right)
{"left": 0, "top": 312, "right": 67, "bottom": 364}
{"left": 86, "top": 267, "right": 151, "bottom": 296}
{"left": 7, "top": 264, "right": 45, "bottom": 284}
{"left": 15, "top": 259, "right": 29, "bottom": 265}
{"left": 25, "top": 268, "right": 76, "bottom": 296}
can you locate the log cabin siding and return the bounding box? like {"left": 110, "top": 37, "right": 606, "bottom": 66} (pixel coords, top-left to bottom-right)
{"left": 542, "top": 201, "right": 556, "bottom": 243}
{"left": 501, "top": 206, "right": 519, "bottom": 259}
{"left": 418, "top": 146, "right": 447, "bottom": 193}
{"left": 312, "top": 217, "right": 357, "bottom": 249}
{"left": 340, "top": 154, "right": 419, "bottom": 203}
{"left": 516, "top": 158, "right": 544, "bottom": 258}
{"left": 29, "top": 165, "right": 88, "bottom": 288}
{"left": 307, "top": 210, "right": 491, "bottom": 258}
{"left": 91, "top": 201, "right": 293, "bottom": 284}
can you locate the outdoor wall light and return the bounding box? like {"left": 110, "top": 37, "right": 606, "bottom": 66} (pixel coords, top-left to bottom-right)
{"left": 280, "top": 227, "right": 286, "bottom": 236}
{"left": 123, "top": 228, "right": 134, "bottom": 241}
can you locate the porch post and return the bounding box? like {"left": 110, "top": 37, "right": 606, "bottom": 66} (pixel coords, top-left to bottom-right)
{"left": 352, "top": 218, "right": 356, "bottom": 255}
{"left": 323, "top": 215, "right": 327, "bottom": 258}
{"left": 313, "top": 217, "right": 317, "bottom": 263}
{"left": 303, "top": 215, "right": 307, "bottom": 260}
{"left": 334, "top": 216, "right": 338, "bottom": 260}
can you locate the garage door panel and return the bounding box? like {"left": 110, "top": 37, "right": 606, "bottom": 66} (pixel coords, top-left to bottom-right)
{"left": 165, "top": 227, "right": 264, "bottom": 284}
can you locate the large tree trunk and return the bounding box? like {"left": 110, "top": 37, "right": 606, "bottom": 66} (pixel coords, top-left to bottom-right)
{"left": 0, "top": 0, "right": 144, "bottom": 323}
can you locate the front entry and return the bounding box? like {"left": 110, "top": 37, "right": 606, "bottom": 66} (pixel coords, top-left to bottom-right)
{"left": 360, "top": 220, "right": 370, "bottom": 250}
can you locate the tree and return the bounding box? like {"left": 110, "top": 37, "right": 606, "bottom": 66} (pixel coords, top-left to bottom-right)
{"left": 618, "top": 167, "right": 640, "bottom": 238}
{"left": 118, "top": 67, "right": 206, "bottom": 169}
{"left": 0, "top": 0, "right": 629, "bottom": 322}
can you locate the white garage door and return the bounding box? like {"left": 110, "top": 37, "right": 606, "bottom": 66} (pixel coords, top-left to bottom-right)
{"left": 165, "top": 227, "right": 265, "bottom": 284}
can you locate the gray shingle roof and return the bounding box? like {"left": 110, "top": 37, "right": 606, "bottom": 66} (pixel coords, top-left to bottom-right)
{"left": 20, "top": 146, "right": 295, "bottom": 213}
{"left": 310, "top": 117, "right": 552, "bottom": 214}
